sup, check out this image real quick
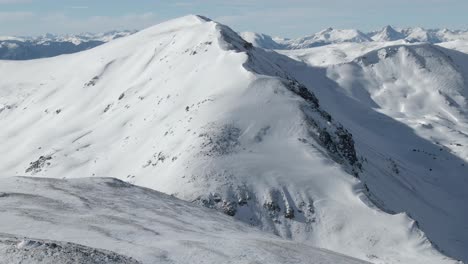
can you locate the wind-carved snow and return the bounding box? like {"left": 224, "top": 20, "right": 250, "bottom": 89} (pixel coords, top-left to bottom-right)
{"left": 0, "top": 177, "right": 369, "bottom": 264}
{"left": 324, "top": 45, "right": 468, "bottom": 260}
{"left": 328, "top": 44, "right": 468, "bottom": 161}
{"left": 278, "top": 42, "right": 468, "bottom": 262}
{"left": 0, "top": 15, "right": 464, "bottom": 264}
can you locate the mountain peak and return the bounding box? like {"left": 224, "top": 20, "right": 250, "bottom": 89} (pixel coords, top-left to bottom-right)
{"left": 193, "top": 14, "right": 212, "bottom": 22}
{"left": 318, "top": 27, "right": 334, "bottom": 34}
{"left": 372, "top": 25, "right": 405, "bottom": 41}
{"left": 382, "top": 25, "right": 396, "bottom": 32}
{"left": 139, "top": 14, "right": 214, "bottom": 34}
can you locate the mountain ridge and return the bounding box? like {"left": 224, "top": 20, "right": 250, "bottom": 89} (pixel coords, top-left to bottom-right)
{"left": 242, "top": 26, "right": 468, "bottom": 50}
{"left": 2, "top": 23, "right": 468, "bottom": 60}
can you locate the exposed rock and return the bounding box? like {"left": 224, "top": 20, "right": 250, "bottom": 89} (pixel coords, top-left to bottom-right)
{"left": 85, "top": 76, "right": 99, "bottom": 87}
{"left": 199, "top": 124, "right": 241, "bottom": 156}
{"left": 284, "top": 79, "right": 319, "bottom": 108}
{"left": 222, "top": 200, "right": 237, "bottom": 216}
{"left": 25, "top": 155, "right": 52, "bottom": 174}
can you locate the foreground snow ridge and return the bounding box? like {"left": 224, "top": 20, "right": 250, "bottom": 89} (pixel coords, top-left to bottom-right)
{"left": 0, "top": 15, "right": 466, "bottom": 263}
{"left": 0, "top": 234, "right": 140, "bottom": 264}
{"left": 0, "top": 177, "right": 368, "bottom": 264}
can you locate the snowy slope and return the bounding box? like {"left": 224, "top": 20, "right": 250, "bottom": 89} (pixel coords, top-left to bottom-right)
{"left": 0, "top": 31, "right": 134, "bottom": 60}
{"left": 0, "top": 15, "right": 462, "bottom": 263}
{"left": 438, "top": 29, "right": 468, "bottom": 42}
{"left": 403, "top": 27, "right": 446, "bottom": 43}
{"left": 0, "top": 177, "right": 369, "bottom": 264}
{"left": 240, "top": 32, "right": 284, "bottom": 49}
{"left": 439, "top": 40, "right": 468, "bottom": 54}
{"left": 241, "top": 28, "right": 376, "bottom": 50}
{"left": 277, "top": 41, "right": 407, "bottom": 67}
{"left": 327, "top": 44, "right": 468, "bottom": 162}
{"left": 278, "top": 43, "right": 468, "bottom": 262}
{"left": 396, "top": 28, "right": 468, "bottom": 44}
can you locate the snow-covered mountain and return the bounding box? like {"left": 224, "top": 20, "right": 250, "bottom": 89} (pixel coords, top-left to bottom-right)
{"left": 401, "top": 27, "right": 446, "bottom": 43}
{"left": 240, "top": 28, "right": 374, "bottom": 50}
{"left": 0, "top": 30, "right": 134, "bottom": 60}
{"left": 240, "top": 32, "right": 285, "bottom": 49}
{"left": 3, "top": 25, "right": 466, "bottom": 61}
{"left": 369, "top": 27, "right": 468, "bottom": 43}
{"left": 277, "top": 41, "right": 409, "bottom": 67}
{"left": 281, "top": 28, "right": 373, "bottom": 49}
{"left": 242, "top": 26, "right": 468, "bottom": 50}
{"left": 1, "top": 15, "right": 467, "bottom": 264}
{"left": 370, "top": 25, "right": 406, "bottom": 42}
{"left": 293, "top": 44, "right": 468, "bottom": 261}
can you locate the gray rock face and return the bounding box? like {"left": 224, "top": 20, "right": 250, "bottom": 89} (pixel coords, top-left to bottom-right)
{"left": 0, "top": 234, "right": 140, "bottom": 264}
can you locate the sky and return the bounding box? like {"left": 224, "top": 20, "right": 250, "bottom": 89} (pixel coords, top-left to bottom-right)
{"left": 0, "top": 0, "right": 467, "bottom": 37}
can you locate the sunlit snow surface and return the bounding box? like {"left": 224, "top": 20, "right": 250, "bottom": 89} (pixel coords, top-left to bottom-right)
{"left": 275, "top": 37, "right": 468, "bottom": 263}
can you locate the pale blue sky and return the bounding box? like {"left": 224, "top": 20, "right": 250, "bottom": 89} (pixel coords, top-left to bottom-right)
{"left": 0, "top": 0, "right": 467, "bottom": 37}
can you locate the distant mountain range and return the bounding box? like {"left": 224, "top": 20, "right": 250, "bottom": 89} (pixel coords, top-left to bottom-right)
{"left": 242, "top": 25, "right": 468, "bottom": 49}
{"left": 2, "top": 26, "right": 468, "bottom": 61}
{"left": 0, "top": 30, "right": 135, "bottom": 60}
